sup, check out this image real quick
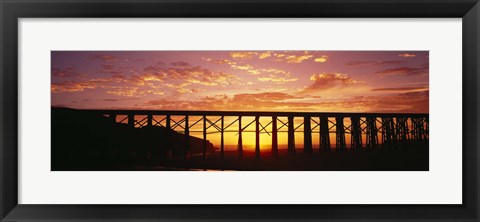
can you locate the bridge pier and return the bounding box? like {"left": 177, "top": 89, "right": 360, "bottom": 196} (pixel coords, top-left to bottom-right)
{"left": 412, "top": 117, "right": 426, "bottom": 142}
{"left": 147, "top": 114, "right": 153, "bottom": 127}
{"left": 319, "top": 116, "right": 330, "bottom": 151}
{"left": 382, "top": 117, "right": 395, "bottom": 149}
{"left": 303, "top": 116, "right": 313, "bottom": 153}
{"left": 424, "top": 117, "right": 429, "bottom": 140}
{"left": 336, "top": 116, "right": 346, "bottom": 151}
{"left": 109, "top": 114, "right": 116, "bottom": 124}
{"left": 271, "top": 116, "right": 278, "bottom": 156}
{"left": 238, "top": 116, "right": 243, "bottom": 158}
{"left": 164, "top": 115, "right": 171, "bottom": 158}
{"left": 350, "top": 116, "right": 362, "bottom": 150}
{"left": 288, "top": 116, "right": 296, "bottom": 154}
{"left": 203, "top": 115, "right": 207, "bottom": 159}
{"left": 220, "top": 116, "right": 224, "bottom": 158}
{"left": 184, "top": 115, "right": 190, "bottom": 159}
{"left": 255, "top": 116, "right": 260, "bottom": 158}
{"left": 128, "top": 114, "right": 135, "bottom": 127}
{"left": 396, "top": 117, "right": 409, "bottom": 146}
{"left": 366, "top": 117, "right": 378, "bottom": 149}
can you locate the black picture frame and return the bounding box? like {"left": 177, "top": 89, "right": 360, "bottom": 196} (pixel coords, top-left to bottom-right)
{"left": 1, "top": 0, "right": 479, "bottom": 221}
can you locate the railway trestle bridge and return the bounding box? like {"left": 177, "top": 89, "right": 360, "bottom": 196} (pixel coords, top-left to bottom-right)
{"left": 84, "top": 110, "right": 429, "bottom": 159}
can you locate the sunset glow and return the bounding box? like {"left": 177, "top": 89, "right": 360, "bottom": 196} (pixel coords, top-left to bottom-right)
{"left": 52, "top": 51, "right": 429, "bottom": 113}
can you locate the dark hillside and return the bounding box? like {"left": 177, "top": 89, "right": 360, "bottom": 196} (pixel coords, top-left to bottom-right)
{"left": 52, "top": 107, "right": 215, "bottom": 170}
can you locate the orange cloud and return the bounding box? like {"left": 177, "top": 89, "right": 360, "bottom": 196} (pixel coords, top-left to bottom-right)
{"left": 51, "top": 80, "right": 97, "bottom": 93}
{"left": 398, "top": 53, "right": 416, "bottom": 58}
{"left": 376, "top": 65, "right": 428, "bottom": 76}
{"left": 314, "top": 55, "right": 328, "bottom": 63}
{"left": 142, "top": 90, "right": 428, "bottom": 113}
{"left": 203, "top": 57, "right": 293, "bottom": 77}
{"left": 303, "top": 73, "right": 362, "bottom": 93}
{"left": 371, "top": 86, "right": 428, "bottom": 92}
{"left": 141, "top": 64, "right": 240, "bottom": 86}
{"left": 284, "top": 54, "right": 313, "bottom": 63}
{"left": 346, "top": 60, "right": 403, "bottom": 66}
{"left": 230, "top": 52, "right": 257, "bottom": 59}
{"left": 52, "top": 67, "right": 80, "bottom": 78}
{"left": 258, "top": 51, "right": 272, "bottom": 59}
{"left": 258, "top": 75, "right": 297, "bottom": 83}
{"left": 170, "top": 61, "right": 190, "bottom": 67}
{"left": 89, "top": 54, "right": 117, "bottom": 62}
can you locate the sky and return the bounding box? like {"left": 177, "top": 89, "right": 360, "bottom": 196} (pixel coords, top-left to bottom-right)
{"left": 51, "top": 50, "right": 429, "bottom": 114}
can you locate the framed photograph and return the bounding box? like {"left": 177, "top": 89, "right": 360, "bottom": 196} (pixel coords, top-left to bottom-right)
{"left": 1, "top": 0, "right": 479, "bottom": 221}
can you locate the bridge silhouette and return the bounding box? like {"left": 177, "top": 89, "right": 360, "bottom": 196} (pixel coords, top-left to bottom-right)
{"left": 81, "top": 110, "right": 429, "bottom": 159}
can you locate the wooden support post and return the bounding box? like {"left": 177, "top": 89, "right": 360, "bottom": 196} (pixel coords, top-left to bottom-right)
{"left": 366, "top": 117, "right": 378, "bottom": 149}
{"left": 147, "top": 114, "right": 153, "bottom": 127}
{"left": 237, "top": 116, "right": 243, "bottom": 158}
{"left": 382, "top": 117, "right": 394, "bottom": 149}
{"left": 424, "top": 117, "right": 429, "bottom": 140}
{"left": 271, "top": 116, "right": 278, "bottom": 156}
{"left": 350, "top": 116, "right": 362, "bottom": 150}
{"left": 335, "top": 116, "right": 346, "bottom": 151}
{"left": 165, "top": 115, "right": 171, "bottom": 155}
{"left": 109, "top": 114, "right": 117, "bottom": 124}
{"left": 396, "top": 117, "right": 408, "bottom": 143}
{"left": 221, "top": 116, "right": 225, "bottom": 158}
{"left": 320, "top": 116, "right": 330, "bottom": 151}
{"left": 287, "top": 116, "right": 296, "bottom": 154}
{"left": 255, "top": 115, "right": 260, "bottom": 158}
{"left": 303, "top": 116, "right": 312, "bottom": 153}
{"left": 128, "top": 114, "right": 135, "bottom": 128}
{"left": 203, "top": 115, "right": 207, "bottom": 159}
{"left": 184, "top": 115, "right": 190, "bottom": 159}
{"left": 165, "top": 115, "right": 171, "bottom": 129}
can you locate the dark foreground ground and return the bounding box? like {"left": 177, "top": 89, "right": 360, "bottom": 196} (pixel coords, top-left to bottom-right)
{"left": 56, "top": 148, "right": 428, "bottom": 171}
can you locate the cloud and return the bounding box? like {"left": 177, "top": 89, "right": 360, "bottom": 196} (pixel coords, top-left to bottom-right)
{"left": 102, "top": 64, "right": 115, "bottom": 70}
{"left": 51, "top": 73, "right": 167, "bottom": 96}
{"left": 398, "top": 53, "right": 416, "bottom": 58}
{"left": 170, "top": 61, "right": 191, "bottom": 67}
{"left": 354, "top": 90, "right": 429, "bottom": 113}
{"left": 105, "top": 86, "right": 164, "bottom": 97}
{"left": 303, "top": 73, "right": 362, "bottom": 93}
{"left": 346, "top": 60, "right": 404, "bottom": 66}
{"left": 230, "top": 52, "right": 257, "bottom": 59}
{"left": 232, "top": 64, "right": 254, "bottom": 70}
{"left": 233, "top": 92, "right": 296, "bottom": 102}
{"left": 141, "top": 64, "right": 240, "bottom": 86}
{"left": 89, "top": 54, "right": 117, "bottom": 62}
{"left": 54, "top": 59, "right": 242, "bottom": 97}
{"left": 314, "top": 55, "right": 328, "bottom": 63}
{"left": 258, "top": 51, "right": 272, "bottom": 59}
{"left": 283, "top": 54, "right": 313, "bottom": 63}
{"left": 271, "top": 51, "right": 313, "bottom": 64}
{"left": 371, "top": 86, "right": 428, "bottom": 92}
{"left": 52, "top": 67, "right": 80, "bottom": 78}
{"left": 51, "top": 80, "right": 97, "bottom": 93}
{"left": 376, "top": 65, "right": 428, "bottom": 76}
{"left": 144, "top": 92, "right": 300, "bottom": 111}
{"left": 142, "top": 90, "right": 428, "bottom": 113}
{"left": 258, "top": 75, "right": 297, "bottom": 83}
{"left": 203, "top": 57, "right": 294, "bottom": 78}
